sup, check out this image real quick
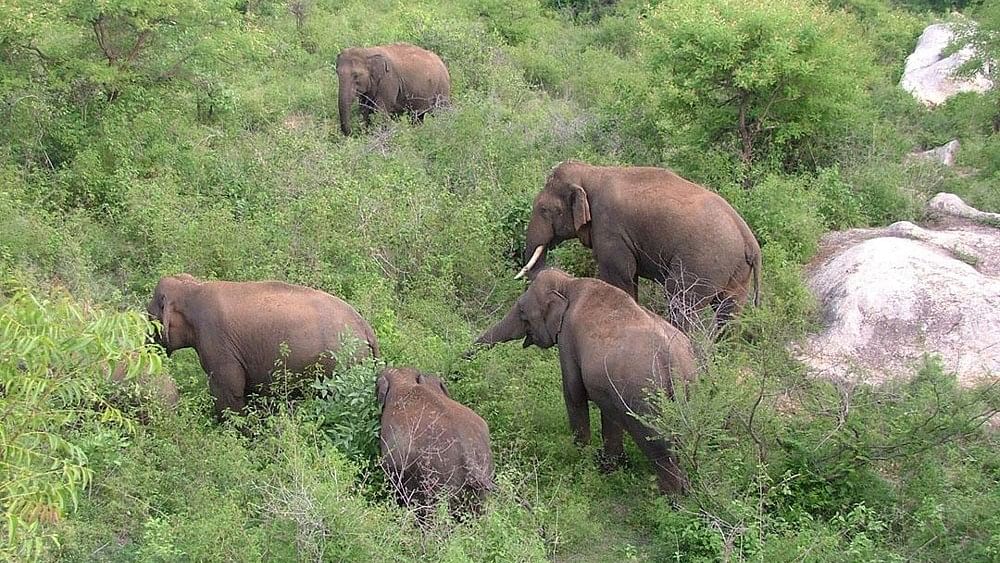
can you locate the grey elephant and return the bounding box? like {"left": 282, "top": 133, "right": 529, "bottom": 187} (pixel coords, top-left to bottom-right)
{"left": 377, "top": 367, "right": 494, "bottom": 516}
{"left": 146, "top": 274, "right": 379, "bottom": 417}
{"left": 516, "top": 160, "right": 762, "bottom": 331}
{"left": 471, "top": 269, "right": 696, "bottom": 494}
{"left": 336, "top": 43, "right": 451, "bottom": 136}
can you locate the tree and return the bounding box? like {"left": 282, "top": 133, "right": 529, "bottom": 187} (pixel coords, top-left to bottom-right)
{"left": 642, "top": 0, "right": 876, "bottom": 189}
{"left": 961, "top": 0, "right": 1000, "bottom": 131}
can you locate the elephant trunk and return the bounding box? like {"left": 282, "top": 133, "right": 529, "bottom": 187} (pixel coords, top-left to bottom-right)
{"left": 146, "top": 316, "right": 171, "bottom": 356}
{"left": 339, "top": 81, "right": 354, "bottom": 136}
{"left": 474, "top": 305, "right": 527, "bottom": 348}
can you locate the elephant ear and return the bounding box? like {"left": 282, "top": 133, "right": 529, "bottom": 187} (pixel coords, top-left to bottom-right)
{"left": 419, "top": 374, "right": 451, "bottom": 398}
{"left": 160, "top": 294, "right": 176, "bottom": 346}
{"left": 570, "top": 183, "right": 591, "bottom": 233}
{"left": 543, "top": 290, "right": 569, "bottom": 345}
{"left": 376, "top": 372, "right": 390, "bottom": 410}
{"left": 523, "top": 287, "right": 567, "bottom": 348}
{"left": 367, "top": 53, "right": 390, "bottom": 84}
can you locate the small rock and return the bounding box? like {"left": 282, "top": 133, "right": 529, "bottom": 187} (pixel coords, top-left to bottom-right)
{"left": 907, "top": 139, "right": 960, "bottom": 166}
{"left": 928, "top": 192, "right": 1000, "bottom": 226}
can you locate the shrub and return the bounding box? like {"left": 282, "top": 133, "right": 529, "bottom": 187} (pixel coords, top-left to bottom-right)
{"left": 725, "top": 174, "right": 827, "bottom": 263}
{"left": 298, "top": 354, "right": 384, "bottom": 464}
{"left": 825, "top": 0, "right": 925, "bottom": 73}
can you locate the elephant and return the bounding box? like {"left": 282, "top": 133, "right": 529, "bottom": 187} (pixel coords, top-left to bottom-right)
{"left": 146, "top": 274, "right": 379, "bottom": 417}
{"left": 516, "top": 160, "right": 762, "bottom": 332}
{"left": 470, "top": 269, "right": 696, "bottom": 495}
{"left": 335, "top": 43, "right": 451, "bottom": 136}
{"left": 377, "top": 367, "right": 494, "bottom": 517}
{"left": 109, "top": 352, "right": 180, "bottom": 410}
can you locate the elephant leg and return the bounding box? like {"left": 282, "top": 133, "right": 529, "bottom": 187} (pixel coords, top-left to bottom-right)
{"left": 598, "top": 409, "right": 626, "bottom": 472}
{"left": 206, "top": 361, "right": 247, "bottom": 419}
{"left": 713, "top": 293, "right": 739, "bottom": 336}
{"left": 560, "top": 355, "right": 591, "bottom": 447}
{"left": 624, "top": 417, "right": 688, "bottom": 495}
{"left": 713, "top": 270, "right": 750, "bottom": 334}
{"left": 597, "top": 257, "right": 639, "bottom": 301}
{"left": 360, "top": 104, "right": 373, "bottom": 128}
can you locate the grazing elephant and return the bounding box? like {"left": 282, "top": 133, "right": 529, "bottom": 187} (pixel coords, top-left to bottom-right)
{"left": 109, "top": 352, "right": 180, "bottom": 409}
{"left": 470, "top": 269, "right": 696, "bottom": 495}
{"left": 335, "top": 43, "right": 451, "bottom": 136}
{"left": 146, "top": 274, "right": 379, "bottom": 417}
{"left": 377, "top": 367, "right": 494, "bottom": 516}
{"left": 516, "top": 160, "right": 762, "bottom": 331}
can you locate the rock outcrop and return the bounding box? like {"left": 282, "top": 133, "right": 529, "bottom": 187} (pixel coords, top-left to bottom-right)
{"left": 907, "top": 139, "right": 960, "bottom": 167}
{"left": 798, "top": 194, "right": 1000, "bottom": 386}
{"left": 900, "top": 23, "right": 992, "bottom": 106}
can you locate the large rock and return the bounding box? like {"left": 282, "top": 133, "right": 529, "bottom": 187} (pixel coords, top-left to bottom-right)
{"left": 799, "top": 194, "right": 1000, "bottom": 386}
{"left": 900, "top": 23, "right": 992, "bottom": 106}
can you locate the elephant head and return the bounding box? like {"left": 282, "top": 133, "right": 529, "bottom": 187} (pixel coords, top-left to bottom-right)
{"left": 146, "top": 273, "right": 199, "bottom": 355}
{"left": 376, "top": 367, "right": 450, "bottom": 410}
{"left": 335, "top": 48, "right": 396, "bottom": 136}
{"left": 516, "top": 161, "right": 592, "bottom": 280}
{"left": 475, "top": 269, "right": 571, "bottom": 350}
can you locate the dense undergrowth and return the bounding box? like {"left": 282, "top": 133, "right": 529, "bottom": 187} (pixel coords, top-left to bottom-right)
{"left": 2, "top": 0, "right": 999, "bottom": 560}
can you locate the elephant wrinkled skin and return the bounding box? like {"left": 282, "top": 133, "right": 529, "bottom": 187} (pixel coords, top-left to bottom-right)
{"left": 336, "top": 43, "right": 451, "bottom": 136}
{"left": 146, "top": 274, "right": 379, "bottom": 417}
{"left": 472, "top": 269, "right": 696, "bottom": 495}
{"left": 377, "top": 367, "right": 495, "bottom": 516}
{"left": 518, "top": 160, "right": 762, "bottom": 331}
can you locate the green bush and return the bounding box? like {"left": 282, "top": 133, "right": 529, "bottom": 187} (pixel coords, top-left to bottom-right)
{"left": 298, "top": 355, "right": 384, "bottom": 464}
{"left": 825, "top": 0, "right": 925, "bottom": 73}
{"left": 725, "top": 174, "right": 827, "bottom": 263}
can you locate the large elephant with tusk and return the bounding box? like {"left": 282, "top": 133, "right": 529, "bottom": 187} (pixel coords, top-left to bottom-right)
{"left": 516, "top": 160, "right": 762, "bottom": 332}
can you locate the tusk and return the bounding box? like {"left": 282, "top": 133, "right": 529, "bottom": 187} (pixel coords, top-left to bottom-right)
{"left": 514, "top": 245, "right": 545, "bottom": 280}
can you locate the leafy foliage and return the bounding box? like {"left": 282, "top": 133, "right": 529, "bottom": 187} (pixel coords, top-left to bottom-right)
{"left": 0, "top": 285, "right": 163, "bottom": 559}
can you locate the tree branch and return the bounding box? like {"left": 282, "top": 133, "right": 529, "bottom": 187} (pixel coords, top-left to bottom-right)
{"left": 92, "top": 14, "right": 118, "bottom": 65}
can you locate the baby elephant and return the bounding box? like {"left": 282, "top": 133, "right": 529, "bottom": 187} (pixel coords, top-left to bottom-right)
{"left": 471, "top": 269, "right": 696, "bottom": 494}
{"left": 377, "top": 367, "right": 494, "bottom": 517}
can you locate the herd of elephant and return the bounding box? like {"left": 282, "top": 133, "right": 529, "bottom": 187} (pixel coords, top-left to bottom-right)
{"left": 142, "top": 42, "right": 762, "bottom": 517}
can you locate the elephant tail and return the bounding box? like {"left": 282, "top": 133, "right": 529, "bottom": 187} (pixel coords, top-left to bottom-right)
{"left": 734, "top": 209, "right": 762, "bottom": 308}
{"left": 748, "top": 246, "right": 762, "bottom": 307}
{"left": 367, "top": 333, "right": 381, "bottom": 359}
{"left": 362, "top": 324, "right": 381, "bottom": 358}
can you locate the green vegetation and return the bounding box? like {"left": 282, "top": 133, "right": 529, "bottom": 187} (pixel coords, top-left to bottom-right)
{"left": 2, "top": 0, "right": 998, "bottom": 560}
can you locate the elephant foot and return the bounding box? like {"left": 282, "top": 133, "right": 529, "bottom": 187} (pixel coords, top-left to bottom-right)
{"left": 596, "top": 450, "right": 628, "bottom": 473}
